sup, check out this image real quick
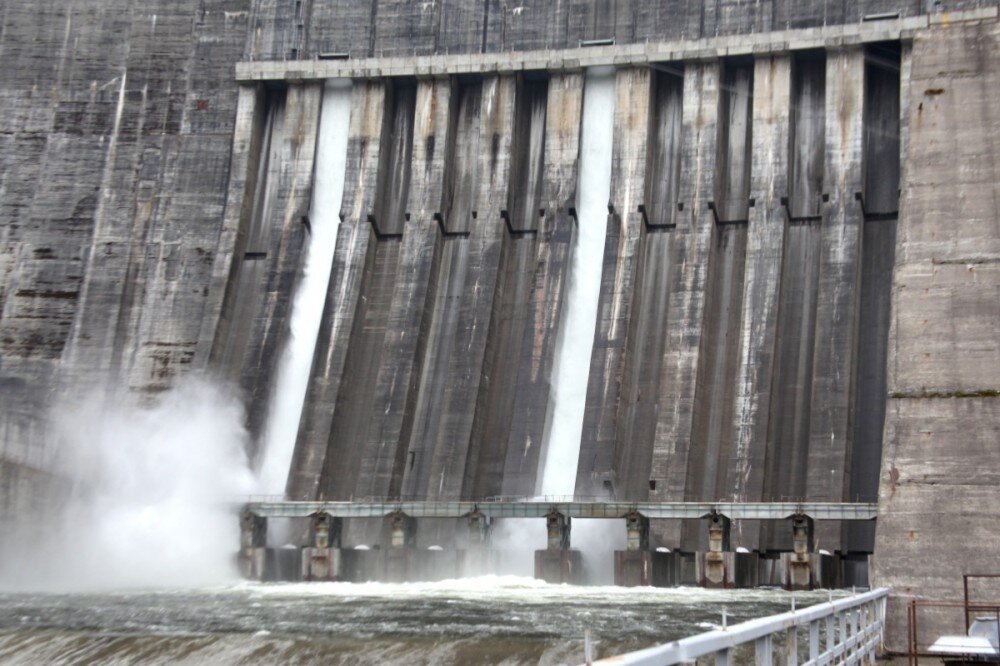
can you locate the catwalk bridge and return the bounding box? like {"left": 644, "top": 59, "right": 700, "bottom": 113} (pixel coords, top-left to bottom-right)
{"left": 238, "top": 500, "right": 878, "bottom": 588}
{"left": 241, "top": 499, "right": 878, "bottom": 521}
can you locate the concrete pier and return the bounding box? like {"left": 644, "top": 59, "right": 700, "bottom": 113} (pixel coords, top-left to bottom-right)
{"left": 534, "top": 512, "right": 583, "bottom": 584}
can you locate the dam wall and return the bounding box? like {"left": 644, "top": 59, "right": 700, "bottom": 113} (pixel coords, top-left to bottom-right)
{"left": 0, "top": 0, "right": 998, "bottom": 649}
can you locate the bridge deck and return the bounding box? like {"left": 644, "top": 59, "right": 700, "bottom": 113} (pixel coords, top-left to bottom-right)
{"left": 243, "top": 501, "right": 877, "bottom": 521}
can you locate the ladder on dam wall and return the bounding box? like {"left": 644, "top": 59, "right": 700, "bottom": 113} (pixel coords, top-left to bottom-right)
{"left": 591, "top": 587, "right": 888, "bottom": 666}
{"left": 239, "top": 500, "right": 876, "bottom": 588}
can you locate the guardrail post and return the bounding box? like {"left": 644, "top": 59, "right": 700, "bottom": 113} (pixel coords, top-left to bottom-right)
{"left": 714, "top": 648, "right": 729, "bottom": 666}
{"left": 756, "top": 635, "right": 773, "bottom": 664}
{"left": 809, "top": 619, "right": 820, "bottom": 662}
{"left": 785, "top": 626, "right": 798, "bottom": 666}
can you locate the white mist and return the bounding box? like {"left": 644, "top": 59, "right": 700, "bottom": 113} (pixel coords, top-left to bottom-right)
{"left": 0, "top": 378, "right": 257, "bottom": 591}
{"left": 257, "top": 79, "right": 353, "bottom": 495}
{"left": 537, "top": 67, "right": 616, "bottom": 497}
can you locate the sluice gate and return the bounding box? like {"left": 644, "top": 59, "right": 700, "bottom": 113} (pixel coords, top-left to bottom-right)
{"left": 239, "top": 501, "right": 876, "bottom": 589}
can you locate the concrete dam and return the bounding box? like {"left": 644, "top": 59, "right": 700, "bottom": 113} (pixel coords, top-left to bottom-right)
{"left": 0, "top": 0, "right": 998, "bottom": 654}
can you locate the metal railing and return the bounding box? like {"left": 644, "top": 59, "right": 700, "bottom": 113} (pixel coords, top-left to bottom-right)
{"left": 242, "top": 500, "right": 878, "bottom": 521}
{"left": 591, "top": 588, "right": 888, "bottom": 665}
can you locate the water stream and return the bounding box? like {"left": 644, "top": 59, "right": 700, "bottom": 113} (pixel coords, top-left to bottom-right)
{"left": 537, "top": 67, "right": 616, "bottom": 498}
{"left": 257, "top": 79, "right": 353, "bottom": 495}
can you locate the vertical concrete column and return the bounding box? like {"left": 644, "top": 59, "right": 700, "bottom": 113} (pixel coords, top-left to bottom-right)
{"left": 806, "top": 47, "right": 865, "bottom": 553}
{"left": 208, "top": 82, "right": 324, "bottom": 451}
{"left": 501, "top": 72, "right": 584, "bottom": 496}
{"left": 577, "top": 65, "right": 652, "bottom": 497}
{"left": 402, "top": 75, "right": 517, "bottom": 506}
{"left": 546, "top": 512, "right": 571, "bottom": 550}
{"left": 383, "top": 511, "right": 417, "bottom": 582}
{"left": 302, "top": 512, "right": 343, "bottom": 581}
{"left": 700, "top": 513, "right": 732, "bottom": 588}
{"left": 359, "top": 77, "right": 453, "bottom": 502}
{"left": 535, "top": 511, "right": 581, "bottom": 583}
{"left": 288, "top": 80, "right": 386, "bottom": 501}
{"left": 239, "top": 510, "right": 267, "bottom": 580}
{"left": 728, "top": 55, "right": 792, "bottom": 548}
{"left": 652, "top": 60, "right": 721, "bottom": 548}
{"left": 625, "top": 512, "right": 650, "bottom": 551}
{"left": 195, "top": 84, "right": 266, "bottom": 367}
{"left": 459, "top": 510, "right": 494, "bottom": 577}
{"left": 784, "top": 515, "right": 815, "bottom": 591}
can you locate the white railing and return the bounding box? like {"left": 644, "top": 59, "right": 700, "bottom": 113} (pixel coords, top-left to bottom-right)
{"left": 591, "top": 588, "right": 889, "bottom": 666}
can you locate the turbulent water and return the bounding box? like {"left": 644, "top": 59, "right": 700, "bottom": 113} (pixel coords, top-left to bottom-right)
{"left": 0, "top": 578, "right": 839, "bottom": 665}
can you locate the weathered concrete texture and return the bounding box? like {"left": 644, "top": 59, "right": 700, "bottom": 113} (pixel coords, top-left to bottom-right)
{"left": 728, "top": 55, "right": 791, "bottom": 550}
{"left": 286, "top": 80, "right": 386, "bottom": 501}
{"left": 576, "top": 66, "right": 651, "bottom": 499}
{"left": 400, "top": 77, "right": 514, "bottom": 502}
{"left": 0, "top": 1, "right": 251, "bottom": 510}
{"left": 243, "top": 0, "right": 1000, "bottom": 61}
{"left": 652, "top": 61, "right": 721, "bottom": 548}
{"left": 499, "top": 72, "right": 582, "bottom": 496}
{"left": 873, "top": 16, "right": 1000, "bottom": 651}
{"left": 210, "top": 83, "right": 320, "bottom": 457}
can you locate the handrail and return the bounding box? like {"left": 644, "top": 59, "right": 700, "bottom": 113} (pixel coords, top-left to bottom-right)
{"left": 592, "top": 588, "right": 889, "bottom": 665}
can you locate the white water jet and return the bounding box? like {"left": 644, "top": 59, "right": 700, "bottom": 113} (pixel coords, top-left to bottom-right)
{"left": 257, "top": 79, "right": 353, "bottom": 495}
{"left": 537, "top": 67, "right": 616, "bottom": 497}
{"left": 0, "top": 378, "right": 256, "bottom": 591}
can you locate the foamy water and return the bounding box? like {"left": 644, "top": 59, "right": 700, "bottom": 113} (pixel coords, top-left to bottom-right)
{"left": 0, "top": 578, "right": 839, "bottom": 665}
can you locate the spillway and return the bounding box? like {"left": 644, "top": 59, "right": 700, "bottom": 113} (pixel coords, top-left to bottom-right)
{"left": 257, "top": 80, "right": 352, "bottom": 495}
{"left": 536, "top": 67, "right": 616, "bottom": 498}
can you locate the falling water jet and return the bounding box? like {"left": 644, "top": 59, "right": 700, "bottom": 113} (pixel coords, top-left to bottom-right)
{"left": 256, "top": 79, "right": 353, "bottom": 496}
{"left": 536, "top": 67, "right": 616, "bottom": 498}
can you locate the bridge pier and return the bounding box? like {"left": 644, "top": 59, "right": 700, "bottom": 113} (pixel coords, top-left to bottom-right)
{"left": 238, "top": 510, "right": 267, "bottom": 580}
{"left": 782, "top": 514, "right": 815, "bottom": 590}
{"left": 534, "top": 512, "right": 582, "bottom": 584}
{"left": 614, "top": 512, "right": 665, "bottom": 587}
{"left": 383, "top": 511, "right": 416, "bottom": 582}
{"left": 458, "top": 510, "right": 492, "bottom": 576}
{"left": 694, "top": 514, "right": 759, "bottom": 588}
{"left": 301, "top": 512, "right": 343, "bottom": 581}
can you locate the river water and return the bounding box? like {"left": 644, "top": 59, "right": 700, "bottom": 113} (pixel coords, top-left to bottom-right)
{"left": 0, "top": 577, "right": 840, "bottom": 665}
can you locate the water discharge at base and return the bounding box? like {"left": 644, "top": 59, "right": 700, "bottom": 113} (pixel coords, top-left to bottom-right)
{"left": 0, "top": 378, "right": 257, "bottom": 592}
{"left": 537, "top": 67, "right": 616, "bottom": 498}
{"left": 0, "top": 579, "right": 841, "bottom": 665}
{"left": 257, "top": 79, "right": 353, "bottom": 495}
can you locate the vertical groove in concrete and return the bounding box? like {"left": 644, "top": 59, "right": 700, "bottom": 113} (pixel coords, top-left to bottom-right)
{"left": 194, "top": 85, "right": 267, "bottom": 370}
{"left": 680, "top": 59, "right": 753, "bottom": 540}
{"left": 358, "top": 78, "right": 452, "bottom": 501}
{"left": 432, "top": 76, "right": 516, "bottom": 501}
{"left": 729, "top": 55, "right": 791, "bottom": 550}
{"left": 399, "top": 77, "right": 515, "bottom": 502}
{"left": 575, "top": 66, "right": 652, "bottom": 498}
{"left": 319, "top": 82, "right": 416, "bottom": 502}
{"left": 465, "top": 76, "right": 547, "bottom": 500}
{"left": 287, "top": 81, "right": 386, "bottom": 501}
{"left": 206, "top": 83, "right": 321, "bottom": 459}
{"left": 651, "top": 61, "right": 720, "bottom": 549}
{"left": 847, "top": 44, "right": 900, "bottom": 552}
{"left": 500, "top": 72, "right": 583, "bottom": 497}
{"left": 762, "top": 53, "right": 825, "bottom": 544}
{"left": 611, "top": 67, "right": 685, "bottom": 501}
{"left": 803, "top": 47, "right": 867, "bottom": 552}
